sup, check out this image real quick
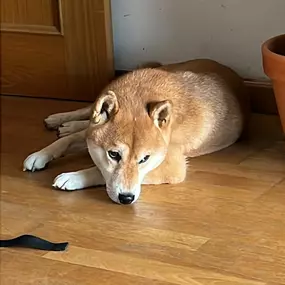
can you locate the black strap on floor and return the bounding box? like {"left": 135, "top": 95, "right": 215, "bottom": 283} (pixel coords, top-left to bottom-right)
{"left": 0, "top": 234, "right": 68, "bottom": 251}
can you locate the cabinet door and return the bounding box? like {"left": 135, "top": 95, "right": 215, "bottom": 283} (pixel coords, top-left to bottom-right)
{"left": 0, "top": 0, "right": 114, "bottom": 101}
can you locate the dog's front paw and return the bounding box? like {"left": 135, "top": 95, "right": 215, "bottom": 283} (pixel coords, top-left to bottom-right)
{"left": 23, "top": 151, "right": 52, "bottom": 172}
{"left": 44, "top": 114, "right": 63, "bottom": 130}
{"left": 57, "top": 121, "right": 88, "bottom": 138}
{"left": 52, "top": 172, "right": 85, "bottom": 191}
{"left": 57, "top": 122, "right": 75, "bottom": 138}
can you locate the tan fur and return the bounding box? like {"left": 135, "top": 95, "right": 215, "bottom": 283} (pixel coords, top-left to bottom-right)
{"left": 23, "top": 59, "right": 250, "bottom": 204}
{"left": 87, "top": 59, "right": 249, "bottom": 183}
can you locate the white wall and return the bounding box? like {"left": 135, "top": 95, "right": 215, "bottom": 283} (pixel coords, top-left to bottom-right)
{"left": 111, "top": 0, "right": 285, "bottom": 80}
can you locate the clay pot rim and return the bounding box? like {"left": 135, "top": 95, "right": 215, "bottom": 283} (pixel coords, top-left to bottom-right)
{"left": 262, "top": 34, "right": 285, "bottom": 62}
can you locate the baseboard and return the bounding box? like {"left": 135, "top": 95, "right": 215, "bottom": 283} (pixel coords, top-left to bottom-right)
{"left": 244, "top": 79, "right": 277, "bottom": 115}
{"left": 115, "top": 70, "right": 129, "bottom": 77}
{"left": 115, "top": 70, "right": 277, "bottom": 115}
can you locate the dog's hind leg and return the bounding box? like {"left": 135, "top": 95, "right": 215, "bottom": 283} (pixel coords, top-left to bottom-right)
{"left": 23, "top": 130, "right": 87, "bottom": 172}
{"left": 44, "top": 105, "right": 93, "bottom": 130}
{"left": 143, "top": 145, "right": 187, "bottom": 185}
{"left": 57, "top": 120, "right": 89, "bottom": 138}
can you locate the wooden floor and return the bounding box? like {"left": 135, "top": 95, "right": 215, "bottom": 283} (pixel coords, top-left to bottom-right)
{"left": 1, "top": 95, "right": 285, "bottom": 285}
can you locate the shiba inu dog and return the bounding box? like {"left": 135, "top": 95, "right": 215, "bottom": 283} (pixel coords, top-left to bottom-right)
{"left": 23, "top": 59, "right": 250, "bottom": 205}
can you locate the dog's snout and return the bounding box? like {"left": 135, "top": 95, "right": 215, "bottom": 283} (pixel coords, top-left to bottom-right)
{"left": 118, "top": 193, "right": 135, "bottom": 204}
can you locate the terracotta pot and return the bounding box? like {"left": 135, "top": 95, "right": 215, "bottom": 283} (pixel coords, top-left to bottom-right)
{"left": 262, "top": 34, "right": 285, "bottom": 133}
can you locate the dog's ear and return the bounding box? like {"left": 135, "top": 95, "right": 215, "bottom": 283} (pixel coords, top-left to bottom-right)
{"left": 148, "top": 100, "right": 172, "bottom": 128}
{"left": 91, "top": 91, "right": 119, "bottom": 125}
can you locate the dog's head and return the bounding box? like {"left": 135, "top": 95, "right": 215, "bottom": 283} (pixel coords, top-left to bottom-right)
{"left": 86, "top": 89, "right": 173, "bottom": 204}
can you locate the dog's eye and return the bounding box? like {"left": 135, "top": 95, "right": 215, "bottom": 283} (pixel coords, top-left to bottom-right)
{"left": 108, "top": 151, "right": 121, "bottom": 162}
{"left": 139, "top": 155, "right": 150, "bottom": 164}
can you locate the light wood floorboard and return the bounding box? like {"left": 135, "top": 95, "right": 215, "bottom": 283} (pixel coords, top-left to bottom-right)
{"left": 1, "top": 96, "right": 284, "bottom": 285}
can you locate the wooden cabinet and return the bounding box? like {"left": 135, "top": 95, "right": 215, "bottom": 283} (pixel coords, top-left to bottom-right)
{"left": 0, "top": 0, "right": 114, "bottom": 101}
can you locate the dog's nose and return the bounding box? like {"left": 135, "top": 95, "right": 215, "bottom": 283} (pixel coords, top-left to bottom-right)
{"left": 118, "top": 193, "right": 135, "bottom": 204}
